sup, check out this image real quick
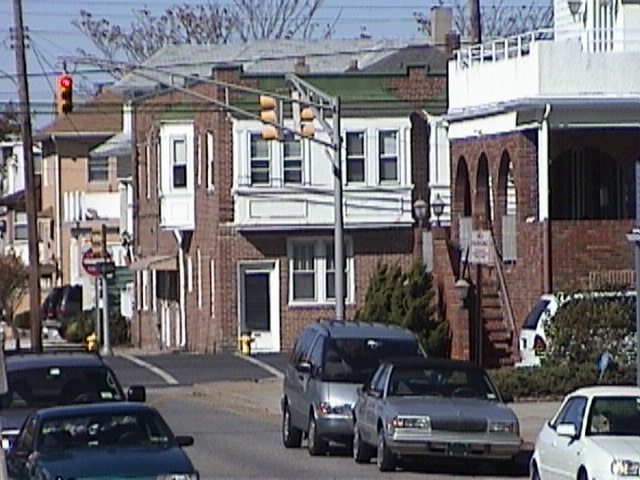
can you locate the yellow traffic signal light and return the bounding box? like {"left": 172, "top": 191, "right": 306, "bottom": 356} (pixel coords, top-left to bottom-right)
{"left": 90, "top": 225, "right": 104, "bottom": 258}
{"left": 57, "top": 75, "right": 73, "bottom": 114}
{"left": 299, "top": 107, "right": 315, "bottom": 138}
{"left": 259, "top": 94, "right": 280, "bottom": 140}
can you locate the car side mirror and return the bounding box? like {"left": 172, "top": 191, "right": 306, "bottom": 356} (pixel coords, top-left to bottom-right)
{"left": 368, "top": 388, "right": 382, "bottom": 398}
{"left": 127, "top": 385, "right": 146, "bottom": 402}
{"left": 556, "top": 423, "right": 578, "bottom": 438}
{"left": 296, "top": 360, "right": 311, "bottom": 373}
{"left": 175, "top": 435, "right": 194, "bottom": 447}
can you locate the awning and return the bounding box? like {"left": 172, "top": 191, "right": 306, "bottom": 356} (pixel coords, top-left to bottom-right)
{"left": 128, "top": 255, "right": 177, "bottom": 271}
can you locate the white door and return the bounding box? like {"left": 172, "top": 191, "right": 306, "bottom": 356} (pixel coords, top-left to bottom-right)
{"left": 238, "top": 261, "right": 280, "bottom": 352}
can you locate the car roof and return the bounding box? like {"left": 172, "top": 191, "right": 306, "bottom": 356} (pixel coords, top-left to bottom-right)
{"left": 312, "top": 320, "right": 418, "bottom": 340}
{"left": 36, "top": 401, "right": 154, "bottom": 420}
{"left": 568, "top": 385, "right": 640, "bottom": 398}
{"left": 381, "top": 356, "right": 485, "bottom": 371}
{"left": 5, "top": 352, "right": 108, "bottom": 371}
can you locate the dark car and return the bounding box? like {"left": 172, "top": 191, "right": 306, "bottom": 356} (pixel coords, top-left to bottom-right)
{"left": 0, "top": 351, "right": 146, "bottom": 451}
{"left": 56, "top": 285, "right": 83, "bottom": 326}
{"left": 40, "top": 287, "right": 64, "bottom": 326}
{"left": 6, "top": 402, "right": 198, "bottom": 480}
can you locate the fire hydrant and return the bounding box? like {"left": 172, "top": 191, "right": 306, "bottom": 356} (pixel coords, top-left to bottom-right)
{"left": 85, "top": 332, "right": 98, "bottom": 353}
{"left": 238, "top": 332, "right": 253, "bottom": 356}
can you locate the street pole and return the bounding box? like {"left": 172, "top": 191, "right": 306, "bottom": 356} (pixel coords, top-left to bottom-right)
{"left": 13, "top": 0, "right": 42, "bottom": 354}
{"left": 331, "top": 97, "right": 345, "bottom": 321}
{"left": 100, "top": 224, "right": 110, "bottom": 355}
{"left": 626, "top": 159, "right": 640, "bottom": 387}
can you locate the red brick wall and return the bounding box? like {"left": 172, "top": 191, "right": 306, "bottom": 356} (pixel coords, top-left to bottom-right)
{"left": 551, "top": 220, "right": 635, "bottom": 291}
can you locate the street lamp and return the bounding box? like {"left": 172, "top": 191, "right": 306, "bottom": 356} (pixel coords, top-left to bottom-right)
{"left": 432, "top": 194, "right": 445, "bottom": 227}
{"left": 454, "top": 278, "right": 470, "bottom": 307}
{"left": 413, "top": 198, "right": 427, "bottom": 228}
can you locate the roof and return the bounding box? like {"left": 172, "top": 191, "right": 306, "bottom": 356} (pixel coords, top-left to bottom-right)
{"left": 114, "top": 38, "right": 427, "bottom": 91}
{"left": 569, "top": 385, "right": 640, "bottom": 398}
{"left": 36, "top": 89, "right": 123, "bottom": 137}
{"left": 35, "top": 401, "right": 154, "bottom": 419}
{"left": 311, "top": 320, "right": 418, "bottom": 340}
{"left": 5, "top": 352, "right": 107, "bottom": 371}
{"left": 90, "top": 131, "right": 132, "bottom": 158}
{"left": 362, "top": 44, "right": 449, "bottom": 75}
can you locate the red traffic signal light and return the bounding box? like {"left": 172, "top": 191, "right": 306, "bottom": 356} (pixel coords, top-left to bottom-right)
{"left": 57, "top": 75, "right": 73, "bottom": 114}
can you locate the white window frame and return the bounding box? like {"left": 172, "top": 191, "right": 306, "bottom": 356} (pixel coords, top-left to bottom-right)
{"left": 378, "top": 130, "right": 399, "bottom": 183}
{"left": 249, "top": 132, "right": 271, "bottom": 185}
{"left": 197, "top": 132, "right": 202, "bottom": 186}
{"left": 197, "top": 248, "right": 202, "bottom": 310}
{"left": 142, "top": 270, "right": 149, "bottom": 311}
{"left": 171, "top": 136, "right": 188, "bottom": 189}
{"left": 345, "top": 131, "right": 366, "bottom": 184}
{"left": 288, "top": 237, "right": 353, "bottom": 305}
{"left": 206, "top": 131, "right": 215, "bottom": 190}
{"left": 151, "top": 270, "right": 157, "bottom": 312}
{"left": 14, "top": 212, "right": 28, "bottom": 242}
{"left": 210, "top": 259, "right": 216, "bottom": 319}
{"left": 282, "top": 132, "right": 302, "bottom": 185}
{"left": 88, "top": 156, "right": 109, "bottom": 183}
{"left": 187, "top": 255, "right": 193, "bottom": 293}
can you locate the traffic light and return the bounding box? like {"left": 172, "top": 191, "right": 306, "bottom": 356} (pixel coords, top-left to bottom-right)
{"left": 259, "top": 94, "right": 280, "bottom": 140}
{"left": 57, "top": 75, "right": 73, "bottom": 114}
{"left": 299, "top": 106, "right": 315, "bottom": 138}
{"left": 90, "top": 225, "right": 103, "bottom": 258}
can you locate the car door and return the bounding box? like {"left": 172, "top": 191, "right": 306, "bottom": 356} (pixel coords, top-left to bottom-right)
{"left": 362, "top": 365, "right": 389, "bottom": 445}
{"left": 357, "top": 366, "right": 382, "bottom": 444}
{"left": 539, "top": 396, "right": 587, "bottom": 480}
{"left": 285, "top": 329, "right": 318, "bottom": 430}
{"left": 6, "top": 415, "right": 36, "bottom": 480}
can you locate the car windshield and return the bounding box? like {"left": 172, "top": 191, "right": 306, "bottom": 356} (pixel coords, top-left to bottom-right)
{"left": 586, "top": 396, "right": 640, "bottom": 436}
{"left": 388, "top": 365, "right": 500, "bottom": 401}
{"left": 0, "top": 366, "right": 125, "bottom": 409}
{"left": 37, "top": 409, "right": 173, "bottom": 452}
{"left": 522, "top": 299, "right": 551, "bottom": 329}
{"left": 321, "top": 338, "right": 423, "bottom": 383}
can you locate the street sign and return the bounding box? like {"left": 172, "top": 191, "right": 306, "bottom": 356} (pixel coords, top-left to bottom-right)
{"left": 469, "top": 230, "right": 492, "bottom": 265}
{"left": 81, "top": 248, "right": 113, "bottom": 277}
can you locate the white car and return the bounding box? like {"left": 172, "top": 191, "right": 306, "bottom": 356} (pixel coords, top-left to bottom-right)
{"left": 530, "top": 385, "right": 640, "bottom": 480}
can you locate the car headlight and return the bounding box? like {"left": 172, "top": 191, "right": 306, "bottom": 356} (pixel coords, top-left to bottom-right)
{"left": 316, "top": 402, "right": 352, "bottom": 415}
{"left": 489, "top": 421, "right": 519, "bottom": 434}
{"left": 612, "top": 459, "right": 640, "bottom": 476}
{"left": 390, "top": 416, "right": 431, "bottom": 430}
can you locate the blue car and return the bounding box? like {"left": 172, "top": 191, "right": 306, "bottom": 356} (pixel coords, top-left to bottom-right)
{"left": 6, "top": 402, "right": 198, "bottom": 480}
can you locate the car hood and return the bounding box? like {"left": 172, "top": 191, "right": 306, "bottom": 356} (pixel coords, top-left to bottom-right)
{"left": 385, "top": 397, "right": 518, "bottom": 421}
{"left": 36, "top": 445, "right": 196, "bottom": 477}
{"left": 591, "top": 436, "right": 640, "bottom": 458}
{"left": 326, "top": 383, "right": 360, "bottom": 407}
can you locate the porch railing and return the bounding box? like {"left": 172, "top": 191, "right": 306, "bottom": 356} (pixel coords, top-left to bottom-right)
{"left": 489, "top": 233, "right": 518, "bottom": 359}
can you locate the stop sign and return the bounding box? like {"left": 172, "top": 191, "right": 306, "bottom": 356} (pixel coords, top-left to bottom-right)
{"left": 81, "top": 248, "right": 102, "bottom": 277}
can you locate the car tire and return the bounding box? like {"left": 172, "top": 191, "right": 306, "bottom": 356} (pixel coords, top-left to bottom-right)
{"left": 353, "top": 424, "right": 373, "bottom": 464}
{"left": 282, "top": 404, "right": 302, "bottom": 448}
{"left": 376, "top": 428, "right": 396, "bottom": 472}
{"left": 307, "top": 415, "right": 328, "bottom": 456}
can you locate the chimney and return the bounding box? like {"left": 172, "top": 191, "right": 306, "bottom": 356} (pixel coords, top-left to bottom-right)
{"left": 346, "top": 59, "right": 359, "bottom": 71}
{"left": 431, "top": 7, "right": 453, "bottom": 52}
{"left": 294, "top": 57, "right": 310, "bottom": 74}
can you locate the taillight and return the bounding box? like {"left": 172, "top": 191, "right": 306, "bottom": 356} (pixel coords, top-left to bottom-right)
{"left": 534, "top": 335, "right": 546, "bottom": 355}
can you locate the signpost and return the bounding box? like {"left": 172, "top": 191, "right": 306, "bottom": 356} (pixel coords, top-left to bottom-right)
{"left": 469, "top": 230, "right": 492, "bottom": 265}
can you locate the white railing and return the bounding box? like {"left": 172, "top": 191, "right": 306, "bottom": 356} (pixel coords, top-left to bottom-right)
{"left": 454, "top": 29, "right": 554, "bottom": 69}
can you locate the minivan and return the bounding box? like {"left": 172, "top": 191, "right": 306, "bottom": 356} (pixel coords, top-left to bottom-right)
{"left": 281, "top": 319, "right": 426, "bottom": 455}
{"left": 517, "top": 290, "right": 636, "bottom": 367}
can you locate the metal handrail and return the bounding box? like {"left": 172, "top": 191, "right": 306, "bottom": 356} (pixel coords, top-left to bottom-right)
{"left": 489, "top": 233, "right": 518, "bottom": 357}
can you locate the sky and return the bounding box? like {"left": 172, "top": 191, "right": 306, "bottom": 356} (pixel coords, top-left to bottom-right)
{"left": 0, "top": 0, "right": 434, "bottom": 128}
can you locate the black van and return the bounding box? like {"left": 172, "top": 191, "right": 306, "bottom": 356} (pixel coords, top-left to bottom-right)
{"left": 56, "top": 285, "right": 83, "bottom": 326}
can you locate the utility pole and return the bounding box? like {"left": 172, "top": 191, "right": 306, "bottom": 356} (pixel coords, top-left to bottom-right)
{"left": 12, "top": 0, "right": 42, "bottom": 353}
{"left": 284, "top": 74, "right": 345, "bottom": 321}
{"left": 100, "top": 223, "right": 111, "bottom": 355}
{"left": 469, "top": 0, "right": 482, "bottom": 44}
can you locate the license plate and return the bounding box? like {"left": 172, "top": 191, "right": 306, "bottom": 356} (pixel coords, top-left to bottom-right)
{"left": 446, "top": 443, "right": 470, "bottom": 456}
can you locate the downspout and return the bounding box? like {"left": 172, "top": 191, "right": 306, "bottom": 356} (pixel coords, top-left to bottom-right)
{"left": 52, "top": 135, "right": 62, "bottom": 285}
{"left": 539, "top": 103, "right": 552, "bottom": 293}
{"left": 173, "top": 229, "right": 186, "bottom": 348}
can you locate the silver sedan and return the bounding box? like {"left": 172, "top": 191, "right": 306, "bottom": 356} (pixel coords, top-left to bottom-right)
{"left": 352, "top": 357, "right": 522, "bottom": 472}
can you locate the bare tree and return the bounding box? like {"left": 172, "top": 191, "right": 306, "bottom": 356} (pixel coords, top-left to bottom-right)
{"left": 0, "top": 253, "right": 29, "bottom": 342}
{"left": 415, "top": 0, "right": 553, "bottom": 42}
{"left": 73, "top": 0, "right": 338, "bottom": 78}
